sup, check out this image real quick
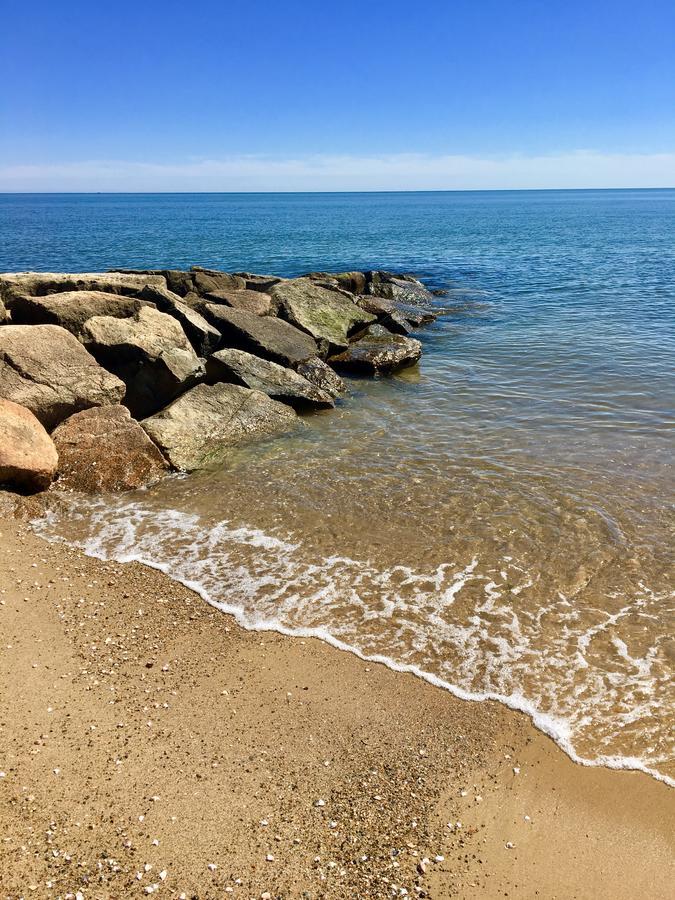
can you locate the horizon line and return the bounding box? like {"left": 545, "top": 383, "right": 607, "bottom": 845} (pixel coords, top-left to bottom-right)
{"left": 1, "top": 186, "right": 674, "bottom": 196}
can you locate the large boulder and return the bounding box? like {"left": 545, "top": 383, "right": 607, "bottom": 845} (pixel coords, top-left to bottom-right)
{"left": 8, "top": 290, "right": 153, "bottom": 337}
{"left": 203, "top": 289, "right": 272, "bottom": 316}
{"left": 296, "top": 357, "right": 347, "bottom": 400}
{"left": 334, "top": 271, "right": 368, "bottom": 294}
{"left": 139, "top": 285, "right": 221, "bottom": 356}
{"left": 328, "top": 325, "right": 422, "bottom": 375}
{"left": 109, "top": 269, "right": 246, "bottom": 297}
{"left": 199, "top": 305, "right": 318, "bottom": 367}
{"left": 82, "top": 306, "right": 204, "bottom": 418}
{"left": 0, "top": 398, "right": 58, "bottom": 493}
{"left": 0, "top": 271, "right": 166, "bottom": 303}
{"left": 206, "top": 349, "right": 334, "bottom": 409}
{"left": 0, "top": 324, "right": 126, "bottom": 429}
{"left": 304, "top": 271, "right": 368, "bottom": 295}
{"left": 141, "top": 382, "right": 300, "bottom": 471}
{"left": 0, "top": 297, "right": 6, "bottom": 323}
{"left": 234, "top": 273, "right": 283, "bottom": 293}
{"left": 355, "top": 295, "right": 436, "bottom": 334}
{"left": 52, "top": 406, "right": 169, "bottom": 493}
{"left": 271, "top": 278, "right": 375, "bottom": 351}
{"left": 190, "top": 268, "right": 246, "bottom": 295}
{"left": 366, "top": 273, "right": 434, "bottom": 306}
{"left": 160, "top": 271, "right": 196, "bottom": 297}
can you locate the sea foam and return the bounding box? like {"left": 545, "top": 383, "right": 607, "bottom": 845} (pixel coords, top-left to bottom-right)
{"left": 33, "top": 497, "right": 675, "bottom": 788}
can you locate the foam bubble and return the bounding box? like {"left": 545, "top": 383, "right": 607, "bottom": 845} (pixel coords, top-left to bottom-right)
{"left": 32, "top": 496, "right": 675, "bottom": 788}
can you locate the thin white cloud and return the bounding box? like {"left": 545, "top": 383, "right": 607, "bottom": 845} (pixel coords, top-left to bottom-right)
{"left": 1, "top": 151, "right": 674, "bottom": 191}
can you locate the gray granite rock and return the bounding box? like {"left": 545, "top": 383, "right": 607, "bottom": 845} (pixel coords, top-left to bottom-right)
{"left": 141, "top": 382, "right": 300, "bottom": 471}
{"left": 199, "top": 305, "right": 318, "bottom": 367}
{"left": 206, "top": 349, "right": 334, "bottom": 409}
{"left": 271, "top": 277, "right": 375, "bottom": 351}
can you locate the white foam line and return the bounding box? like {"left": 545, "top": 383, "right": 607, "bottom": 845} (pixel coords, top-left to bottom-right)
{"left": 33, "top": 521, "right": 674, "bottom": 790}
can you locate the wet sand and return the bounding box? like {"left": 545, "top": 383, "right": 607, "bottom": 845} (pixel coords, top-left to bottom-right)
{"left": 1, "top": 505, "right": 673, "bottom": 899}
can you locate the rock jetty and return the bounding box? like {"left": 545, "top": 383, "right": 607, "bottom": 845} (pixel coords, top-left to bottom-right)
{"left": 0, "top": 268, "right": 437, "bottom": 494}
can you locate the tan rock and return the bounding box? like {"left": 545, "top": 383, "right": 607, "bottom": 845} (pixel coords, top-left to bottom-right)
{"left": 82, "top": 307, "right": 204, "bottom": 418}
{"left": 0, "top": 324, "right": 126, "bottom": 430}
{"left": 0, "top": 398, "right": 58, "bottom": 492}
{"left": 52, "top": 406, "right": 169, "bottom": 493}
{"left": 0, "top": 271, "right": 166, "bottom": 302}
{"left": 8, "top": 290, "right": 152, "bottom": 336}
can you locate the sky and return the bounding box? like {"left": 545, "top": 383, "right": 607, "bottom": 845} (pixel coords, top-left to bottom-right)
{"left": 1, "top": 0, "right": 674, "bottom": 191}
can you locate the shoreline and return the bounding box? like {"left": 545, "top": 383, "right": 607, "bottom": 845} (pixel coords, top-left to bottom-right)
{"left": 1, "top": 502, "right": 673, "bottom": 899}
{"left": 35, "top": 510, "right": 675, "bottom": 791}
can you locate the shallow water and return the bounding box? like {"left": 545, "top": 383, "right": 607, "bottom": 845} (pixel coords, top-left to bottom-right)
{"left": 6, "top": 189, "right": 673, "bottom": 783}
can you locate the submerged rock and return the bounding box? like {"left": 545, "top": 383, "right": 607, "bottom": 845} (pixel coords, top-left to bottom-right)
{"left": 0, "top": 324, "right": 126, "bottom": 429}
{"left": 141, "top": 382, "right": 300, "bottom": 471}
{"left": 139, "top": 285, "right": 221, "bottom": 356}
{"left": 328, "top": 325, "right": 422, "bottom": 375}
{"left": 206, "top": 348, "right": 334, "bottom": 409}
{"left": 8, "top": 290, "right": 153, "bottom": 337}
{"left": 52, "top": 406, "right": 169, "bottom": 493}
{"left": 0, "top": 271, "right": 166, "bottom": 302}
{"left": 199, "top": 305, "right": 318, "bottom": 367}
{"left": 82, "top": 306, "right": 204, "bottom": 418}
{"left": 271, "top": 277, "right": 375, "bottom": 351}
{"left": 0, "top": 398, "right": 58, "bottom": 492}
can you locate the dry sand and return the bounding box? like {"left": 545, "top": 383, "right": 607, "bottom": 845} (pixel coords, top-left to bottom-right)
{"left": 1, "top": 503, "right": 673, "bottom": 899}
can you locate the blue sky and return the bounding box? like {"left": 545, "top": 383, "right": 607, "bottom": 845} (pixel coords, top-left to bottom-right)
{"left": 1, "top": 0, "right": 674, "bottom": 190}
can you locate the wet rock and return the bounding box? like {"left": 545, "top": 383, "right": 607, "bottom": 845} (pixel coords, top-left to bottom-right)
{"left": 141, "top": 382, "right": 300, "bottom": 471}
{"left": 8, "top": 290, "right": 153, "bottom": 337}
{"left": 0, "top": 271, "right": 166, "bottom": 302}
{"left": 199, "top": 305, "right": 318, "bottom": 367}
{"left": 328, "top": 325, "right": 422, "bottom": 375}
{"left": 366, "top": 272, "right": 434, "bottom": 306}
{"left": 82, "top": 306, "right": 204, "bottom": 418}
{"left": 296, "top": 357, "right": 347, "bottom": 399}
{"left": 139, "top": 285, "right": 221, "bottom": 356}
{"left": 0, "top": 324, "right": 126, "bottom": 429}
{"left": 206, "top": 348, "right": 334, "bottom": 409}
{"left": 355, "top": 295, "right": 436, "bottom": 334}
{"left": 203, "top": 289, "right": 272, "bottom": 316}
{"left": 52, "top": 406, "right": 169, "bottom": 492}
{"left": 271, "top": 277, "right": 375, "bottom": 351}
{"left": 0, "top": 398, "right": 58, "bottom": 492}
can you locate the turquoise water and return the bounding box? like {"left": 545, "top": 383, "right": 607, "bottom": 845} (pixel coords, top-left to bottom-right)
{"left": 4, "top": 190, "right": 674, "bottom": 782}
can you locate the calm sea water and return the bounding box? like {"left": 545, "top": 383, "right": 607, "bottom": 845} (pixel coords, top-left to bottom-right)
{"left": 4, "top": 190, "right": 674, "bottom": 783}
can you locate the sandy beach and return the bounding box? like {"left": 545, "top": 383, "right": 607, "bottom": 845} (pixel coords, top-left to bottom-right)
{"left": 1, "top": 499, "right": 672, "bottom": 899}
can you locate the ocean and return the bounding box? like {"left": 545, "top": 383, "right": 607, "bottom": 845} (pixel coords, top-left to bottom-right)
{"left": 2, "top": 189, "right": 673, "bottom": 783}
